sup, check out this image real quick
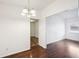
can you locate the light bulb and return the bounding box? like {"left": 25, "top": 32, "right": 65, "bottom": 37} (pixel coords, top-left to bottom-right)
{"left": 21, "top": 12, "right": 26, "bottom": 16}
{"left": 31, "top": 12, "right": 36, "bottom": 16}
{"left": 22, "top": 9, "right": 28, "bottom": 13}
{"left": 30, "top": 9, "right": 36, "bottom": 14}
{"left": 30, "top": 19, "right": 35, "bottom": 22}
{"left": 30, "top": 9, "right": 36, "bottom": 16}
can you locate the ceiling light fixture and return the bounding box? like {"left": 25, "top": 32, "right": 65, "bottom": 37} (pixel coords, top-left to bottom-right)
{"left": 30, "top": 19, "right": 35, "bottom": 22}
{"left": 21, "top": 0, "right": 36, "bottom": 18}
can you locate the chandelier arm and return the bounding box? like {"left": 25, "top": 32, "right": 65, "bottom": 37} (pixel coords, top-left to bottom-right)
{"left": 21, "top": 0, "right": 36, "bottom": 17}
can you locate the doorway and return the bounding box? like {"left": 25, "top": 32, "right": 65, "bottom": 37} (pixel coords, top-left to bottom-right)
{"left": 30, "top": 18, "right": 39, "bottom": 48}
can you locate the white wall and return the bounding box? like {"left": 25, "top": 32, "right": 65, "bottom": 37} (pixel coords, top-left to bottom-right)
{"left": 39, "top": 0, "right": 78, "bottom": 48}
{"left": 30, "top": 22, "right": 36, "bottom": 37}
{"left": 0, "top": 4, "right": 30, "bottom": 57}
{"left": 30, "top": 21, "right": 39, "bottom": 37}
{"left": 46, "top": 13, "right": 65, "bottom": 44}
{"left": 35, "top": 21, "right": 39, "bottom": 37}
{"left": 66, "top": 17, "right": 79, "bottom": 41}
{"left": 39, "top": 17, "right": 46, "bottom": 48}
{"left": 46, "top": 8, "right": 78, "bottom": 44}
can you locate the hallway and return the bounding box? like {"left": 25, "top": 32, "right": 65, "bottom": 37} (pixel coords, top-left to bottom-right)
{"left": 31, "top": 36, "right": 39, "bottom": 47}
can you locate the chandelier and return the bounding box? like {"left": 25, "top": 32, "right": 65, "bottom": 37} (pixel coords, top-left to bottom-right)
{"left": 21, "top": 0, "right": 36, "bottom": 18}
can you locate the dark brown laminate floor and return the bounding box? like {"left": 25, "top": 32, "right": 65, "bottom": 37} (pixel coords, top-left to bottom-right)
{"left": 47, "top": 39, "right": 79, "bottom": 58}
{"left": 4, "top": 39, "right": 79, "bottom": 58}
{"left": 4, "top": 45, "right": 47, "bottom": 58}
{"left": 31, "top": 36, "right": 39, "bottom": 47}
